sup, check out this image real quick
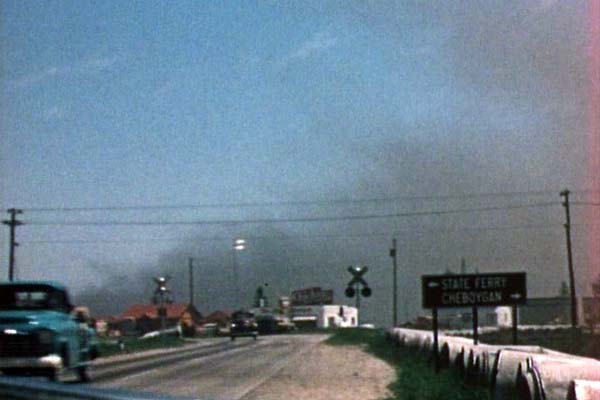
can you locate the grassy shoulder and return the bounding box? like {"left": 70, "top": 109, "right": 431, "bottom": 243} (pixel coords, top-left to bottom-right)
{"left": 326, "top": 328, "right": 490, "bottom": 400}
{"left": 97, "top": 335, "right": 187, "bottom": 358}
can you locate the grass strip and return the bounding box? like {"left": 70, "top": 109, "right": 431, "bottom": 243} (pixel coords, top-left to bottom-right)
{"left": 326, "top": 328, "right": 490, "bottom": 400}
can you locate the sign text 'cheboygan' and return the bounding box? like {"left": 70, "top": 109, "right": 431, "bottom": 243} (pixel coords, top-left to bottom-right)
{"left": 422, "top": 272, "right": 527, "bottom": 309}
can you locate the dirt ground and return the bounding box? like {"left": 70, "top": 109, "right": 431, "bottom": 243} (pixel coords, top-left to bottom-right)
{"left": 242, "top": 341, "right": 396, "bottom": 400}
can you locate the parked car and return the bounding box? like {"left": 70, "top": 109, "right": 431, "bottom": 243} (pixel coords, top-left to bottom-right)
{"left": 0, "top": 281, "right": 99, "bottom": 381}
{"left": 229, "top": 310, "right": 258, "bottom": 340}
{"left": 256, "top": 314, "right": 296, "bottom": 334}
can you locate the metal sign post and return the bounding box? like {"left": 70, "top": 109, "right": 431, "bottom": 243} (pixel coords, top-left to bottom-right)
{"left": 472, "top": 306, "right": 478, "bottom": 345}
{"left": 345, "top": 266, "right": 372, "bottom": 324}
{"left": 512, "top": 304, "right": 518, "bottom": 345}
{"left": 422, "top": 272, "right": 527, "bottom": 347}
{"left": 432, "top": 307, "right": 439, "bottom": 372}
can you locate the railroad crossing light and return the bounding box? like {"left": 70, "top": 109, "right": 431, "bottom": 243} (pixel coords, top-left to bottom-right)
{"left": 361, "top": 286, "right": 372, "bottom": 297}
{"left": 345, "top": 287, "right": 355, "bottom": 298}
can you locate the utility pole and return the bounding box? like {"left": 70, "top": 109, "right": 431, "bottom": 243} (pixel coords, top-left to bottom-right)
{"left": 188, "top": 258, "right": 194, "bottom": 308}
{"left": 3, "top": 209, "right": 23, "bottom": 281}
{"left": 390, "top": 239, "right": 398, "bottom": 326}
{"left": 560, "top": 189, "right": 578, "bottom": 328}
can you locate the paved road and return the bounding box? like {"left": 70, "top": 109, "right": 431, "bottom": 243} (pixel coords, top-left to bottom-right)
{"left": 95, "top": 334, "right": 327, "bottom": 400}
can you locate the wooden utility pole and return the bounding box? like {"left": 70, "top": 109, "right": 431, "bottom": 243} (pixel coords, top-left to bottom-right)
{"left": 390, "top": 239, "right": 398, "bottom": 326}
{"left": 189, "top": 258, "right": 194, "bottom": 307}
{"left": 560, "top": 189, "right": 578, "bottom": 328}
{"left": 2, "top": 209, "right": 23, "bottom": 281}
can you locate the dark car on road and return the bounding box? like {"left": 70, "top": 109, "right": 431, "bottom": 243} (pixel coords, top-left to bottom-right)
{"left": 229, "top": 310, "right": 258, "bottom": 341}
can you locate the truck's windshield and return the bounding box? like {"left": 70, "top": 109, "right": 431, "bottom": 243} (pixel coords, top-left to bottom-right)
{"left": 0, "top": 285, "right": 71, "bottom": 312}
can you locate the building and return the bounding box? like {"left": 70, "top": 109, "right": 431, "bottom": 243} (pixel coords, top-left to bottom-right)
{"left": 291, "top": 305, "right": 358, "bottom": 328}
{"left": 582, "top": 297, "right": 600, "bottom": 329}
{"left": 202, "top": 310, "right": 232, "bottom": 327}
{"left": 517, "top": 297, "right": 571, "bottom": 326}
{"left": 119, "top": 303, "right": 203, "bottom": 336}
{"left": 437, "top": 306, "right": 510, "bottom": 330}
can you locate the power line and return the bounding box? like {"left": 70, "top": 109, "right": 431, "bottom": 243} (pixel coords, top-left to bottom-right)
{"left": 19, "top": 222, "right": 565, "bottom": 244}
{"left": 18, "top": 190, "right": 567, "bottom": 213}
{"left": 23, "top": 202, "right": 559, "bottom": 227}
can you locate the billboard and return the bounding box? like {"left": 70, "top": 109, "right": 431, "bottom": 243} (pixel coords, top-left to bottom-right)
{"left": 291, "top": 287, "right": 334, "bottom": 306}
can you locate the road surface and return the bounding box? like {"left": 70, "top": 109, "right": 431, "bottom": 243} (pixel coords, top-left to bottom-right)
{"left": 94, "top": 334, "right": 394, "bottom": 400}
{"left": 96, "top": 335, "right": 326, "bottom": 399}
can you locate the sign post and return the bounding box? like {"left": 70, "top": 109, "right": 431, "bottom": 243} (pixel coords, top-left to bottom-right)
{"left": 345, "top": 266, "right": 372, "bottom": 323}
{"left": 432, "top": 307, "right": 439, "bottom": 373}
{"left": 422, "top": 272, "right": 527, "bottom": 371}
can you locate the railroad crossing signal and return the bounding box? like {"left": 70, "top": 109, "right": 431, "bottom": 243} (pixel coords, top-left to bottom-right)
{"left": 345, "top": 266, "right": 372, "bottom": 298}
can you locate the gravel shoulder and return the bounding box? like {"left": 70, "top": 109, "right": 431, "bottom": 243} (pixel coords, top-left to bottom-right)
{"left": 242, "top": 341, "right": 395, "bottom": 400}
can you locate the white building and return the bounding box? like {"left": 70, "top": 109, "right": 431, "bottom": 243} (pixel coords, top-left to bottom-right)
{"left": 291, "top": 305, "right": 358, "bottom": 328}
{"left": 437, "top": 306, "right": 513, "bottom": 330}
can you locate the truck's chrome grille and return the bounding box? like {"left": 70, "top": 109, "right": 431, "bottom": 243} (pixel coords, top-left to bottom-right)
{"left": 0, "top": 332, "right": 52, "bottom": 357}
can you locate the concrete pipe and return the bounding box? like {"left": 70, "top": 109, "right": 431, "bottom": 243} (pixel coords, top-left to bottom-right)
{"left": 519, "top": 355, "right": 600, "bottom": 400}
{"left": 439, "top": 336, "right": 474, "bottom": 372}
{"left": 463, "top": 344, "right": 496, "bottom": 382}
{"left": 476, "top": 344, "right": 536, "bottom": 383}
{"left": 439, "top": 342, "right": 451, "bottom": 369}
{"left": 567, "top": 380, "right": 600, "bottom": 400}
{"left": 403, "top": 333, "right": 426, "bottom": 351}
{"left": 490, "top": 349, "right": 537, "bottom": 400}
{"left": 515, "top": 360, "right": 543, "bottom": 400}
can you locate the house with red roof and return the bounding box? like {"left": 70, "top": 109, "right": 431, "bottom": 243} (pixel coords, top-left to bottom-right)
{"left": 119, "top": 303, "right": 202, "bottom": 336}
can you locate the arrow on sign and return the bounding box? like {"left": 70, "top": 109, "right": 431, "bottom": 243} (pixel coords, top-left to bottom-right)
{"left": 427, "top": 281, "right": 440, "bottom": 288}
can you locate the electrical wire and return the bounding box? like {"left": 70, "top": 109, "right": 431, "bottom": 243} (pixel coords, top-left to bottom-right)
{"left": 23, "top": 202, "right": 559, "bottom": 227}
{"left": 17, "top": 190, "right": 567, "bottom": 213}
{"left": 19, "top": 222, "right": 565, "bottom": 244}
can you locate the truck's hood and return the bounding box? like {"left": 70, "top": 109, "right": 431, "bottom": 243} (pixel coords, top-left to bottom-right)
{"left": 0, "top": 310, "right": 69, "bottom": 331}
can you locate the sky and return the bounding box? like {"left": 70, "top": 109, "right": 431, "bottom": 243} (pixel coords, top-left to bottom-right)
{"left": 1, "top": 1, "right": 599, "bottom": 326}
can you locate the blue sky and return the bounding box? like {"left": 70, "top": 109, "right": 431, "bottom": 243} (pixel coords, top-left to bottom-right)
{"left": 1, "top": 1, "right": 486, "bottom": 206}
{"left": 1, "top": 1, "right": 597, "bottom": 321}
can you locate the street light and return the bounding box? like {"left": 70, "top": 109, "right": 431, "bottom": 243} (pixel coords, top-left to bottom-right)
{"left": 234, "top": 238, "right": 246, "bottom": 251}
{"left": 232, "top": 238, "right": 246, "bottom": 308}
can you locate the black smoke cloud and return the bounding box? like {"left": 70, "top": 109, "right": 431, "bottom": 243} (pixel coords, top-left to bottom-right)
{"left": 76, "top": 1, "right": 593, "bottom": 326}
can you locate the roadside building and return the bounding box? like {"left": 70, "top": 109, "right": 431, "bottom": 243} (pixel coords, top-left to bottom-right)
{"left": 582, "top": 296, "right": 600, "bottom": 330}
{"left": 517, "top": 297, "right": 571, "bottom": 326}
{"left": 291, "top": 305, "right": 358, "bottom": 328}
{"left": 201, "top": 310, "right": 232, "bottom": 327}
{"left": 437, "top": 306, "right": 511, "bottom": 330}
{"left": 120, "top": 303, "right": 203, "bottom": 336}
{"left": 93, "top": 315, "right": 119, "bottom": 337}
{"left": 289, "top": 286, "right": 358, "bottom": 328}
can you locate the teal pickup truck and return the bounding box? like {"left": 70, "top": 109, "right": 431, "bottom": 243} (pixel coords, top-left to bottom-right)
{"left": 0, "top": 281, "right": 98, "bottom": 382}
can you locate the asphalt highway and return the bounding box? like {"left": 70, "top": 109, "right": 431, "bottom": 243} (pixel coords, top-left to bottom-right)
{"left": 94, "top": 334, "right": 327, "bottom": 400}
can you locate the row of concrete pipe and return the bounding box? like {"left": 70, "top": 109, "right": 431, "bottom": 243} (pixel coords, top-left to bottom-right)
{"left": 386, "top": 328, "right": 600, "bottom": 400}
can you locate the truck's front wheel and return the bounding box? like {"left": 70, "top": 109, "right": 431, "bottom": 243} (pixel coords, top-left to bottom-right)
{"left": 77, "top": 365, "right": 90, "bottom": 382}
